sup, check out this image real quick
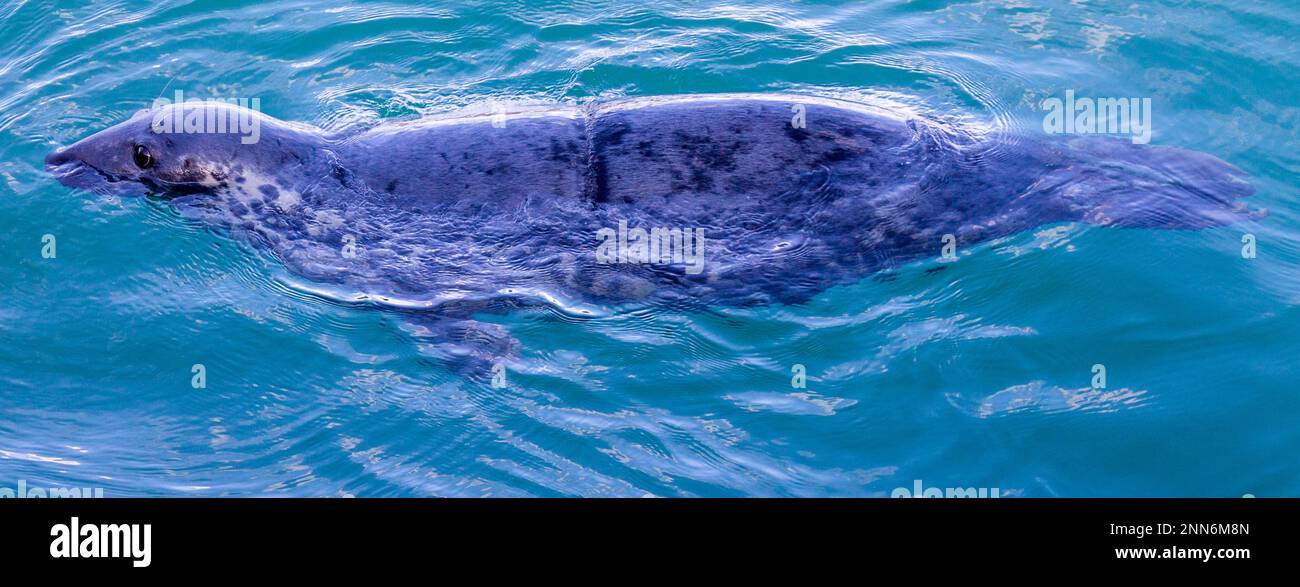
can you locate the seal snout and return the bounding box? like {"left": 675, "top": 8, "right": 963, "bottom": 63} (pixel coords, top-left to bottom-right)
{"left": 45, "top": 146, "right": 74, "bottom": 168}
{"left": 44, "top": 145, "right": 89, "bottom": 189}
{"left": 44, "top": 143, "right": 115, "bottom": 193}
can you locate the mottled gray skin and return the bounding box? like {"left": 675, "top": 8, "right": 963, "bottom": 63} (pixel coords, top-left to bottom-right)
{"left": 46, "top": 95, "right": 1257, "bottom": 373}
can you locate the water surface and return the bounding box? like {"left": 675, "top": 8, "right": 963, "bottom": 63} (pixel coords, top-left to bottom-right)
{"left": 1, "top": 0, "right": 1297, "bottom": 496}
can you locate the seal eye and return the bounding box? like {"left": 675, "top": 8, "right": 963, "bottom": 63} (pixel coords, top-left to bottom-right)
{"left": 132, "top": 144, "right": 154, "bottom": 169}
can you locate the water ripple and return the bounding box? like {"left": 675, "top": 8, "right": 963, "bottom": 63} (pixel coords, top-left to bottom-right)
{"left": 2, "top": 0, "right": 1297, "bottom": 497}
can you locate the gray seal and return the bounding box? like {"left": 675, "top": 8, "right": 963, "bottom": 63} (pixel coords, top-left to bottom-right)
{"left": 46, "top": 94, "right": 1258, "bottom": 373}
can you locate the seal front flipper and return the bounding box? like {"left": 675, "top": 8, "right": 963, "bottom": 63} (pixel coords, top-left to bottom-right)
{"left": 399, "top": 314, "right": 520, "bottom": 381}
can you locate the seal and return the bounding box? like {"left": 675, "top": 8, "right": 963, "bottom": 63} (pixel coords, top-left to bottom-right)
{"left": 46, "top": 94, "right": 1258, "bottom": 373}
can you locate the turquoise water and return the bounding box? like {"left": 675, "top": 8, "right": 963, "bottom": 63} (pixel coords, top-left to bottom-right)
{"left": 2, "top": 0, "right": 1298, "bottom": 496}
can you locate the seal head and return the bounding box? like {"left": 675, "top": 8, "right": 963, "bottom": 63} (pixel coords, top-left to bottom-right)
{"left": 45, "top": 101, "right": 319, "bottom": 199}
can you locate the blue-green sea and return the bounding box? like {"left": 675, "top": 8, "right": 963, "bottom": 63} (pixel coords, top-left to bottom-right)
{"left": 2, "top": 0, "right": 1297, "bottom": 497}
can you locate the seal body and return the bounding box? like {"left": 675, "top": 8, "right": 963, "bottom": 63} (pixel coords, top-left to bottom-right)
{"left": 316, "top": 95, "right": 1254, "bottom": 307}
{"left": 46, "top": 94, "right": 1257, "bottom": 370}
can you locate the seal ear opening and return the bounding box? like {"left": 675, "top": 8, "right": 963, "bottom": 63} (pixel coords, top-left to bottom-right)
{"left": 1059, "top": 138, "right": 1260, "bottom": 229}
